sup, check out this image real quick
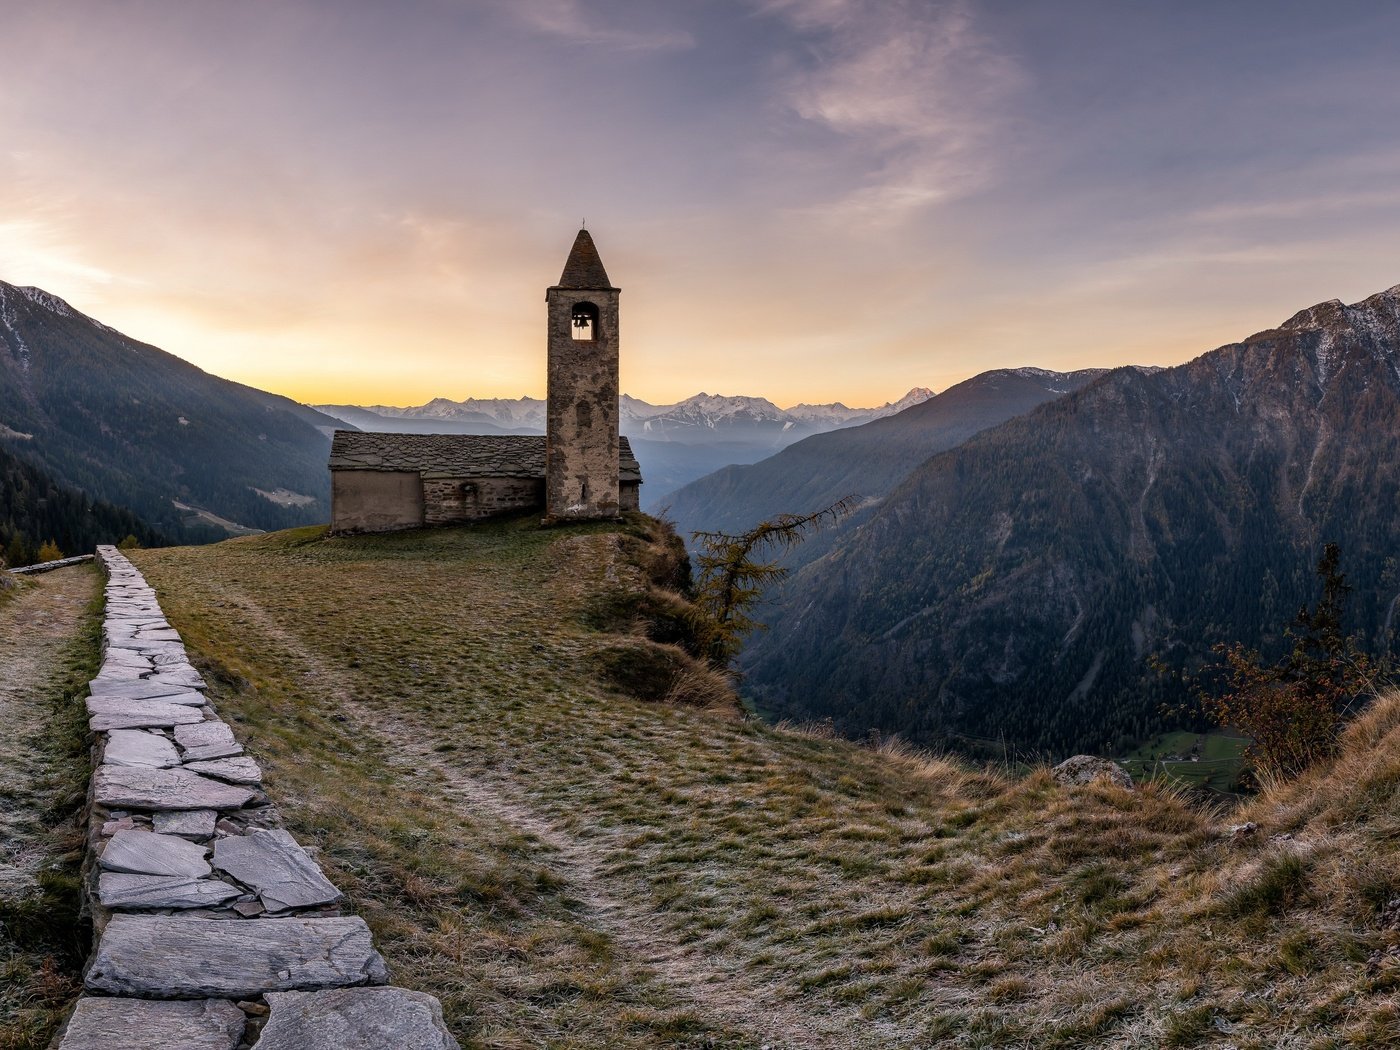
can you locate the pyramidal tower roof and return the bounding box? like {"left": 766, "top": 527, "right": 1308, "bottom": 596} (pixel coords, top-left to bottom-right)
{"left": 554, "top": 229, "right": 617, "bottom": 290}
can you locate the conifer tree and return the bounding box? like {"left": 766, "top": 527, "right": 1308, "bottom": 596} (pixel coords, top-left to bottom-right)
{"left": 1202, "top": 543, "right": 1375, "bottom": 781}
{"left": 692, "top": 497, "right": 854, "bottom": 665}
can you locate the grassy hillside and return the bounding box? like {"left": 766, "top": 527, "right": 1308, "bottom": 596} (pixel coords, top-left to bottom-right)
{"left": 130, "top": 518, "right": 1400, "bottom": 1048}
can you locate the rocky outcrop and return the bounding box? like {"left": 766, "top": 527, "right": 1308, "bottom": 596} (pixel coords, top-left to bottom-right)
{"left": 54, "top": 546, "right": 458, "bottom": 1050}
{"left": 1051, "top": 755, "right": 1134, "bottom": 790}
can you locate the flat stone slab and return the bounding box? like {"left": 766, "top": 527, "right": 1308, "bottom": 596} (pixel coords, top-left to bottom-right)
{"left": 89, "top": 698, "right": 206, "bottom": 731}
{"left": 89, "top": 691, "right": 204, "bottom": 719}
{"left": 146, "top": 668, "right": 208, "bottom": 690}
{"left": 109, "top": 640, "right": 186, "bottom": 658}
{"left": 175, "top": 721, "right": 238, "bottom": 749}
{"left": 102, "top": 649, "right": 152, "bottom": 668}
{"left": 100, "top": 829, "right": 211, "bottom": 877}
{"left": 57, "top": 996, "right": 245, "bottom": 1050}
{"left": 88, "top": 678, "right": 199, "bottom": 702}
{"left": 85, "top": 915, "right": 388, "bottom": 998}
{"left": 97, "top": 872, "right": 242, "bottom": 909}
{"left": 93, "top": 664, "right": 147, "bottom": 681}
{"left": 154, "top": 808, "right": 219, "bottom": 838}
{"left": 212, "top": 830, "right": 340, "bottom": 912}
{"left": 176, "top": 721, "right": 244, "bottom": 760}
{"left": 94, "top": 766, "right": 257, "bottom": 812}
{"left": 259, "top": 988, "right": 460, "bottom": 1050}
{"left": 132, "top": 628, "right": 183, "bottom": 642}
{"left": 182, "top": 740, "right": 245, "bottom": 761}
{"left": 103, "top": 729, "right": 181, "bottom": 768}
{"left": 184, "top": 756, "right": 262, "bottom": 785}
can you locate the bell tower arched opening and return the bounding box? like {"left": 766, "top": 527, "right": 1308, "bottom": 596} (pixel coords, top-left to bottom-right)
{"left": 571, "top": 301, "right": 599, "bottom": 341}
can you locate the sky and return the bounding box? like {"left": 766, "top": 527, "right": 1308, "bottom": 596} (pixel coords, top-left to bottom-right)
{"left": 4, "top": 0, "right": 1400, "bottom": 408}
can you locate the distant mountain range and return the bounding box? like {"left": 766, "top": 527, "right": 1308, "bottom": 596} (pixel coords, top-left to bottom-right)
{"left": 664, "top": 367, "right": 1109, "bottom": 549}
{"left": 742, "top": 284, "right": 1400, "bottom": 759}
{"left": 315, "top": 388, "right": 935, "bottom": 506}
{"left": 0, "top": 281, "right": 342, "bottom": 540}
{"left": 336, "top": 388, "right": 934, "bottom": 438}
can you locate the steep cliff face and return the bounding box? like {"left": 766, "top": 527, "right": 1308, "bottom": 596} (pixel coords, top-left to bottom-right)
{"left": 744, "top": 285, "right": 1400, "bottom": 757}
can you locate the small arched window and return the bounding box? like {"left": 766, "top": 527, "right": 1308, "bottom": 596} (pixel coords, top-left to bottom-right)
{"left": 571, "top": 301, "right": 599, "bottom": 341}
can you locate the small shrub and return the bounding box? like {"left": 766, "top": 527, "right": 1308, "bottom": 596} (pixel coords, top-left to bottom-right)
{"left": 36, "top": 539, "right": 64, "bottom": 563}
{"left": 1200, "top": 543, "right": 1375, "bottom": 781}
{"left": 592, "top": 640, "right": 685, "bottom": 702}
{"left": 662, "top": 665, "right": 740, "bottom": 712}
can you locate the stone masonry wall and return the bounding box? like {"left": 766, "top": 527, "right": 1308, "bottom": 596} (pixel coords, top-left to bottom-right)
{"left": 8, "top": 554, "right": 95, "bottom": 576}
{"left": 545, "top": 288, "right": 621, "bottom": 520}
{"left": 422, "top": 476, "right": 544, "bottom": 525}
{"left": 53, "top": 546, "right": 458, "bottom": 1050}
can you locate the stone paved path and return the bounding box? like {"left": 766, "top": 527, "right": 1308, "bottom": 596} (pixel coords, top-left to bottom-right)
{"left": 53, "top": 548, "right": 459, "bottom": 1050}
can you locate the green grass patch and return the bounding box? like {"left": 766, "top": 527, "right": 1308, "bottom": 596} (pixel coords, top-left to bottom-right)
{"left": 1119, "top": 730, "right": 1249, "bottom": 794}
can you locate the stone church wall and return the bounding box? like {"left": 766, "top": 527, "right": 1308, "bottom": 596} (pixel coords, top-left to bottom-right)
{"left": 330, "top": 471, "right": 423, "bottom": 534}
{"left": 421, "top": 477, "right": 544, "bottom": 525}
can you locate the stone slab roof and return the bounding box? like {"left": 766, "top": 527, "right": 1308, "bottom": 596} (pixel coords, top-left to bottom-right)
{"left": 329, "top": 432, "right": 641, "bottom": 483}
{"left": 553, "top": 229, "right": 617, "bottom": 291}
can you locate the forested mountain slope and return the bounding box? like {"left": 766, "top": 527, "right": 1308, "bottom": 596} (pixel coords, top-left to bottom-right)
{"left": 665, "top": 368, "right": 1107, "bottom": 543}
{"left": 745, "top": 285, "right": 1400, "bottom": 757}
{"left": 0, "top": 445, "right": 165, "bottom": 565}
{"left": 0, "top": 281, "right": 342, "bottom": 540}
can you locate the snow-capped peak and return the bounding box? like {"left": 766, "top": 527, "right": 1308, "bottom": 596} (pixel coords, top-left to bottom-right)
{"left": 16, "top": 286, "right": 80, "bottom": 319}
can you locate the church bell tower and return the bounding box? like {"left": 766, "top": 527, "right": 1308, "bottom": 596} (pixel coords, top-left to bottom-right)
{"left": 545, "top": 228, "right": 621, "bottom": 521}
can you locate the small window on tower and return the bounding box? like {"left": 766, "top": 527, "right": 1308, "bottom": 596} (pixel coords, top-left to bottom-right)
{"left": 571, "top": 302, "right": 599, "bottom": 341}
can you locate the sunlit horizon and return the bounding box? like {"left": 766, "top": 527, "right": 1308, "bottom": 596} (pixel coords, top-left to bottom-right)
{"left": 5, "top": 2, "right": 1400, "bottom": 408}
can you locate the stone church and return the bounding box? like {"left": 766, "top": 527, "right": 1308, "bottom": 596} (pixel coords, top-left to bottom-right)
{"left": 328, "top": 229, "right": 641, "bottom": 534}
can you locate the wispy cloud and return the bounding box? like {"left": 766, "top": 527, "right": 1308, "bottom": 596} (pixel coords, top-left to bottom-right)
{"left": 504, "top": 0, "right": 693, "bottom": 52}
{"left": 0, "top": 157, "right": 121, "bottom": 292}
{"left": 758, "top": 0, "right": 1022, "bottom": 223}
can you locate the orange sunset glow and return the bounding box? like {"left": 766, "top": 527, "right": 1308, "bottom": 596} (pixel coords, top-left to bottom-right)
{"left": 5, "top": 2, "right": 1400, "bottom": 408}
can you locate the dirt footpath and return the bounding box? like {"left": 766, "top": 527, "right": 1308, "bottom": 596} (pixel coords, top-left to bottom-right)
{"left": 0, "top": 565, "right": 99, "bottom": 1050}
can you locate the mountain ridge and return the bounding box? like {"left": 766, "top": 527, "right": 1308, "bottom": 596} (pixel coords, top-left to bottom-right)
{"left": 329, "top": 387, "right": 936, "bottom": 440}
{"left": 664, "top": 366, "right": 1111, "bottom": 552}
{"left": 743, "top": 283, "right": 1400, "bottom": 758}
{"left": 0, "top": 279, "right": 344, "bottom": 540}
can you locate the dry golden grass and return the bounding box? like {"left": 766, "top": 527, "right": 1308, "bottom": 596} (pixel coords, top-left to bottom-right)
{"left": 128, "top": 517, "right": 1400, "bottom": 1049}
